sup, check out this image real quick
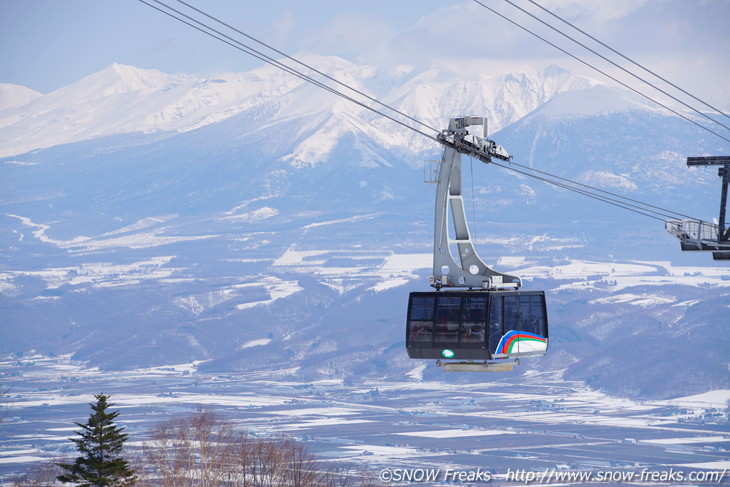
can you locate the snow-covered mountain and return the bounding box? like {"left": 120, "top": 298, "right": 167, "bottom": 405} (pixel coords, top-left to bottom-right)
{"left": 1, "top": 60, "right": 728, "bottom": 400}
{"left": 0, "top": 58, "right": 595, "bottom": 159}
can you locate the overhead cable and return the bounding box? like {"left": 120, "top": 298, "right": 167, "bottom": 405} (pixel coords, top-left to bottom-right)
{"left": 499, "top": 0, "right": 730, "bottom": 133}
{"left": 459, "top": 141, "right": 690, "bottom": 222}
{"left": 137, "top": 0, "right": 708, "bottom": 225}
{"left": 471, "top": 0, "right": 730, "bottom": 145}
{"left": 173, "top": 0, "right": 441, "bottom": 134}
{"left": 494, "top": 163, "right": 677, "bottom": 222}
{"left": 504, "top": 158, "right": 697, "bottom": 220}
{"left": 525, "top": 0, "right": 730, "bottom": 120}
{"left": 139, "top": 0, "right": 439, "bottom": 144}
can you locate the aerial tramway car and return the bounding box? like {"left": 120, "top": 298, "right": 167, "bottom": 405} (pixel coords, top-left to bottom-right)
{"left": 406, "top": 116, "right": 549, "bottom": 372}
{"left": 406, "top": 290, "right": 548, "bottom": 361}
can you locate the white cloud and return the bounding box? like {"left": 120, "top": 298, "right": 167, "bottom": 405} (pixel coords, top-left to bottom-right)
{"left": 536, "top": 0, "right": 655, "bottom": 23}
{"left": 300, "top": 14, "right": 396, "bottom": 64}
{"left": 267, "top": 9, "right": 298, "bottom": 49}
{"left": 362, "top": 0, "right": 729, "bottom": 109}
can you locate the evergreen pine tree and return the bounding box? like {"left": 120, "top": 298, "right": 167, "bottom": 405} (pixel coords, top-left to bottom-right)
{"left": 57, "top": 393, "right": 136, "bottom": 486}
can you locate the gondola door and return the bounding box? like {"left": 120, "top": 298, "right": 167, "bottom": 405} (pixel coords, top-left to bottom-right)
{"left": 489, "top": 291, "right": 548, "bottom": 359}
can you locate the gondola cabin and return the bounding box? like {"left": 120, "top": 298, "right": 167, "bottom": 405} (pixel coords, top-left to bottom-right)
{"left": 406, "top": 291, "right": 548, "bottom": 361}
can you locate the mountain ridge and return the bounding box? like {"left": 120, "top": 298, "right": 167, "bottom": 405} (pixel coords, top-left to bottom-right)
{"left": 1, "top": 59, "right": 604, "bottom": 159}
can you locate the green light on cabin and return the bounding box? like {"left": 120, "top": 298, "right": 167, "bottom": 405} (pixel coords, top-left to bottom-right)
{"left": 441, "top": 349, "right": 455, "bottom": 359}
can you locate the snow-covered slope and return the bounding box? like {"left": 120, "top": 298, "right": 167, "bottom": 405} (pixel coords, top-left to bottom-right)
{"left": 0, "top": 63, "right": 281, "bottom": 157}
{"left": 1, "top": 60, "right": 727, "bottom": 400}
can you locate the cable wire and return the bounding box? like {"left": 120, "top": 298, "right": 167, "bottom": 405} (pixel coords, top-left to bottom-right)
{"left": 453, "top": 138, "right": 691, "bottom": 221}
{"left": 138, "top": 0, "right": 709, "bottom": 225}
{"left": 505, "top": 158, "right": 697, "bottom": 220}
{"left": 139, "top": 0, "right": 440, "bottom": 145}
{"left": 525, "top": 0, "right": 730, "bottom": 120}
{"left": 472, "top": 0, "right": 730, "bottom": 145}
{"left": 173, "top": 0, "right": 441, "bottom": 135}
{"left": 499, "top": 0, "right": 730, "bottom": 133}
{"left": 487, "top": 158, "right": 670, "bottom": 222}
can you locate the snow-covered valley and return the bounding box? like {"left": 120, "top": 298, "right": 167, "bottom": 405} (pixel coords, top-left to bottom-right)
{"left": 1, "top": 354, "right": 728, "bottom": 485}
{"left": 1, "top": 57, "right": 729, "bottom": 483}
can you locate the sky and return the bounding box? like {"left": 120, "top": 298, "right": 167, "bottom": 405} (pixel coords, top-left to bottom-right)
{"left": 1, "top": 0, "right": 729, "bottom": 108}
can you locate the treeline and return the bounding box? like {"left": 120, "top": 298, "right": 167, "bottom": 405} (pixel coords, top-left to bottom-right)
{"left": 12, "top": 400, "right": 378, "bottom": 486}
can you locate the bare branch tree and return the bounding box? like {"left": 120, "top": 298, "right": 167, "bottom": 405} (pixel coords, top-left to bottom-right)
{"left": 139, "top": 410, "right": 377, "bottom": 487}
{"left": 141, "top": 410, "right": 239, "bottom": 487}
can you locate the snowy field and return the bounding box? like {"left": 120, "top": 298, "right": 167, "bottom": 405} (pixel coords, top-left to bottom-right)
{"left": 3, "top": 240, "right": 728, "bottom": 310}
{"left": 1, "top": 355, "right": 728, "bottom": 485}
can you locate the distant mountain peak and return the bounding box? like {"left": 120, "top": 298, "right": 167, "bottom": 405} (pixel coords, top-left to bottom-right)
{"left": 0, "top": 83, "right": 43, "bottom": 112}
{"left": 76, "top": 63, "right": 194, "bottom": 95}
{"left": 541, "top": 64, "right": 571, "bottom": 78}
{"left": 528, "top": 84, "right": 663, "bottom": 120}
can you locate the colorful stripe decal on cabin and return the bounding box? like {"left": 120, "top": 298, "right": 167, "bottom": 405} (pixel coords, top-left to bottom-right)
{"left": 495, "top": 330, "right": 548, "bottom": 355}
